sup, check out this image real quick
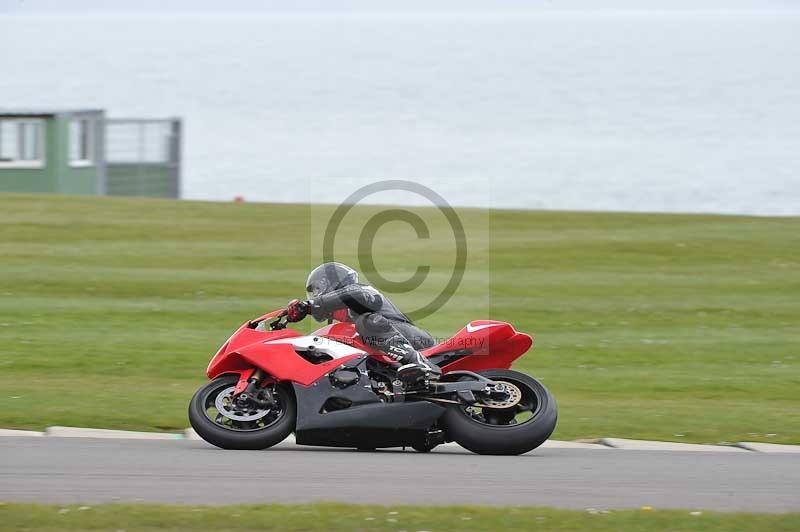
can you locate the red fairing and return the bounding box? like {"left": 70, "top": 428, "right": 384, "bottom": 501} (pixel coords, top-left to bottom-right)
{"left": 331, "top": 309, "right": 349, "bottom": 323}
{"left": 207, "top": 312, "right": 533, "bottom": 388}
{"left": 313, "top": 319, "right": 534, "bottom": 372}
{"left": 310, "top": 322, "right": 372, "bottom": 350}
{"left": 206, "top": 321, "right": 300, "bottom": 377}
{"left": 207, "top": 319, "right": 362, "bottom": 387}
{"left": 237, "top": 343, "right": 361, "bottom": 386}
{"left": 423, "top": 320, "right": 533, "bottom": 373}
{"left": 233, "top": 368, "right": 255, "bottom": 394}
{"left": 310, "top": 321, "right": 357, "bottom": 338}
{"left": 311, "top": 322, "right": 404, "bottom": 366}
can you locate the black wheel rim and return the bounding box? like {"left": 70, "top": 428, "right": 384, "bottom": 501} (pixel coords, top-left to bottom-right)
{"left": 201, "top": 381, "right": 286, "bottom": 432}
{"left": 463, "top": 376, "right": 543, "bottom": 428}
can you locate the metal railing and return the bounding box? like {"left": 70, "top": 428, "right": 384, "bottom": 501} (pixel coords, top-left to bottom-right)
{"left": 102, "top": 118, "right": 181, "bottom": 198}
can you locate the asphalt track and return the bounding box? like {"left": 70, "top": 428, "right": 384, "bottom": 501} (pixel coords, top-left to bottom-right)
{"left": 2, "top": 436, "right": 799, "bottom": 512}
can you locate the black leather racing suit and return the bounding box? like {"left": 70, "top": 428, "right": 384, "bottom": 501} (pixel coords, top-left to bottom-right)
{"left": 309, "top": 284, "right": 436, "bottom": 370}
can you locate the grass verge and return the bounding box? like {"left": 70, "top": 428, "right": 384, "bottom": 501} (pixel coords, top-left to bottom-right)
{"left": 1, "top": 193, "right": 798, "bottom": 443}
{"left": 1, "top": 503, "right": 798, "bottom": 531}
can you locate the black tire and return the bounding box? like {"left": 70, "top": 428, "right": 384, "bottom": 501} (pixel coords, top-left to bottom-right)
{"left": 188, "top": 374, "right": 296, "bottom": 450}
{"left": 440, "top": 369, "right": 557, "bottom": 455}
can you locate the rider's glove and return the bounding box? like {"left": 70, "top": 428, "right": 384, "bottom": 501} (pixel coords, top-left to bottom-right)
{"left": 286, "top": 299, "right": 311, "bottom": 322}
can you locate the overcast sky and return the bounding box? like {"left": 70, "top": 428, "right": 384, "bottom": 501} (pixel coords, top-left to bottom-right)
{"left": 1, "top": 0, "right": 796, "bottom": 12}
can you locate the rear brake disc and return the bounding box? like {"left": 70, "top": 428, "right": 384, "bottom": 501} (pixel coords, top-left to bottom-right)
{"left": 476, "top": 381, "right": 522, "bottom": 409}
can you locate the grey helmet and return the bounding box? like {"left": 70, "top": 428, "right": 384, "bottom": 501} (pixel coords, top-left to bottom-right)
{"left": 306, "top": 262, "right": 359, "bottom": 299}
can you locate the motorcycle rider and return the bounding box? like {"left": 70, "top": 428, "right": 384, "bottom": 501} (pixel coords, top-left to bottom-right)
{"left": 286, "top": 262, "right": 441, "bottom": 384}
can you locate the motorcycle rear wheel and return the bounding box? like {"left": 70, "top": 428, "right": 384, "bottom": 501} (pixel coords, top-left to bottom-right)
{"left": 188, "top": 374, "right": 296, "bottom": 450}
{"left": 440, "top": 369, "right": 557, "bottom": 455}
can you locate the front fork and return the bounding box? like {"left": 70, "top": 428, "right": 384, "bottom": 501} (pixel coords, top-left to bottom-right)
{"left": 233, "top": 368, "right": 276, "bottom": 409}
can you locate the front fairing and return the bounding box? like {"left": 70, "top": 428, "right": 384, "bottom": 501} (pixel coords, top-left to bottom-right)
{"left": 206, "top": 314, "right": 366, "bottom": 386}
{"left": 206, "top": 320, "right": 300, "bottom": 377}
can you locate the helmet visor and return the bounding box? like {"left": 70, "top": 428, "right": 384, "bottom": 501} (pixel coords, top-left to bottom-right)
{"left": 306, "top": 278, "right": 329, "bottom": 299}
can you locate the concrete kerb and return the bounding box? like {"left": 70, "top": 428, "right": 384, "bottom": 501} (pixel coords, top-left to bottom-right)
{"left": 735, "top": 442, "right": 800, "bottom": 454}
{"left": 0, "top": 428, "right": 44, "bottom": 437}
{"left": 600, "top": 437, "right": 749, "bottom": 452}
{"left": 45, "top": 426, "right": 183, "bottom": 440}
{"left": 0, "top": 427, "right": 797, "bottom": 453}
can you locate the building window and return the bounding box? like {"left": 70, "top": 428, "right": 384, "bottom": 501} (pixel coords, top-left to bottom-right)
{"left": 69, "top": 119, "right": 94, "bottom": 166}
{"left": 0, "top": 119, "right": 45, "bottom": 167}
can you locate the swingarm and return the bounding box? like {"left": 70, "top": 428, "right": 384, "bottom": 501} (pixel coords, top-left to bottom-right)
{"left": 408, "top": 370, "right": 523, "bottom": 408}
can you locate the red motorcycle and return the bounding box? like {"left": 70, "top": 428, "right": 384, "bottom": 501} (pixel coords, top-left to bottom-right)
{"left": 189, "top": 308, "right": 557, "bottom": 455}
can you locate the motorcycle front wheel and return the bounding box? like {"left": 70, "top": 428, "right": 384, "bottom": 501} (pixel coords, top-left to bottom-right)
{"left": 188, "top": 374, "right": 296, "bottom": 450}
{"left": 440, "top": 369, "right": 557, "bottom": 455}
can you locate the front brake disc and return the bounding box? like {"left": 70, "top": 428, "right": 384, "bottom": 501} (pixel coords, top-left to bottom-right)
{"left": 214, "top": 386, "right": 272, "bottom": 422}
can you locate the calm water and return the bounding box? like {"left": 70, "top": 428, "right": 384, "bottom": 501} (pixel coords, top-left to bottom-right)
{"left": 1, "top": 10, "right": 799, "bottom": 214}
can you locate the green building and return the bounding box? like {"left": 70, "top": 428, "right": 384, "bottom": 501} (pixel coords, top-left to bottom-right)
{"left": 0, "top": 109, "right": 181, "bottom": 198}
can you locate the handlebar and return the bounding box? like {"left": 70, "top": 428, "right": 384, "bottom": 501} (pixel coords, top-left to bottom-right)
{"left": 269, "top": 309, "right": 289, "bottom": 330}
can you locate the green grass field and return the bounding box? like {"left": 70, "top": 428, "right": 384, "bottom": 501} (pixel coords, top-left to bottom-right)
{"left": 1, "top": 503, "right": 798, "bottom": 532}
{"left": 1, "top": 193, "right": 798, "bottom": 443}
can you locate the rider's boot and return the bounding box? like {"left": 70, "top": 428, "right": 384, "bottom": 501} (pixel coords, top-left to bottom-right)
{"left": 385, "top": 336, "right": 442, "bottom": 385}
